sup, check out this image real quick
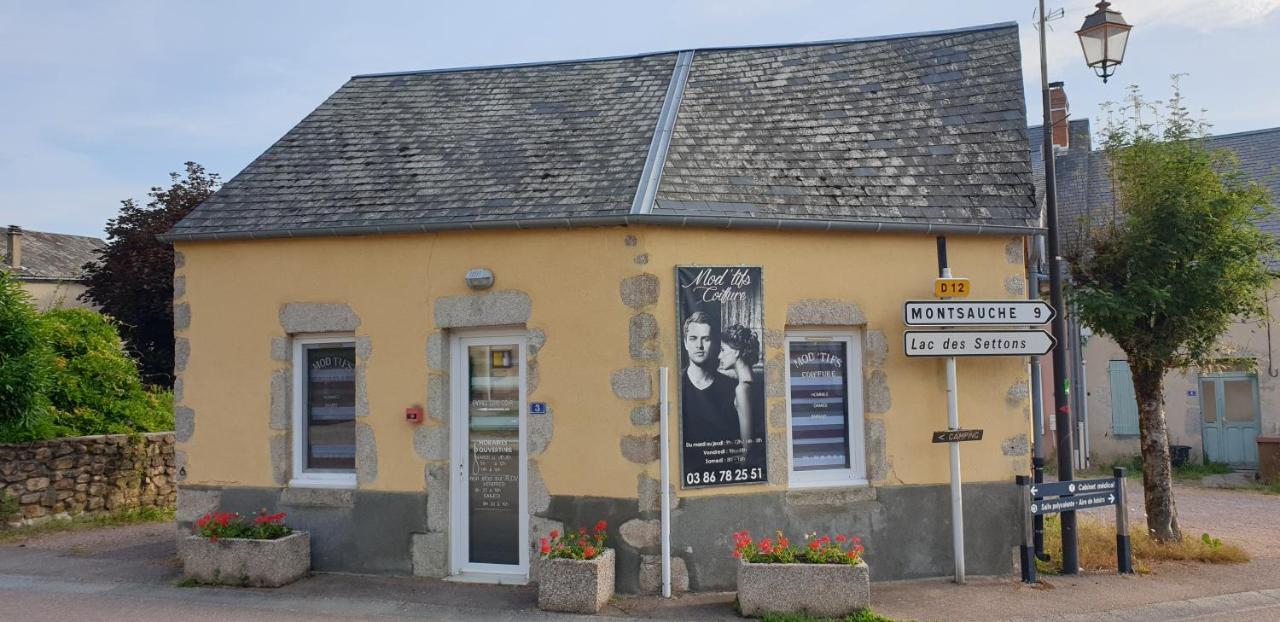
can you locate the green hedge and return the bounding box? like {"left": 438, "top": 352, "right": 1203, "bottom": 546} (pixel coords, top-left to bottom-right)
{"left": 0, "top": 272, "right": 172, "bottom": 442}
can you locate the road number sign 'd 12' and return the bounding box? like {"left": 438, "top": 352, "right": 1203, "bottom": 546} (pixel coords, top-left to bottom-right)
{"left": 903, "top": 330, "right": 1056, "bottom": 357}
{"left": 934, "top": 278, "right": 970, "bottom": 298}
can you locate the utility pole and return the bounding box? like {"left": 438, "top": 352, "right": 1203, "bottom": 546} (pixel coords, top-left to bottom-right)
{"left": 1038, "top": 0, "right": 1078, "bottom": 574}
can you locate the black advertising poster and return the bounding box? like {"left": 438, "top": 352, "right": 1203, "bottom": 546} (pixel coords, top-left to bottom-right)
{"left": 676, "top": 266, "right": 767, "bottom": 488}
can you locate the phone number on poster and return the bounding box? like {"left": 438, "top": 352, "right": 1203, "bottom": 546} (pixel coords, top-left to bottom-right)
{"left": 685, "top": 468, "right": 764, "bottom": 486}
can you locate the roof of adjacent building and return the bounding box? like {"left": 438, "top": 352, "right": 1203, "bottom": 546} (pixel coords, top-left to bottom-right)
{"left": 1029, "top": 121, "right": 1280, "bottom": 244}
{"left": 4, "top": 227, "right": 105, "bottom": 281}
{"left": 164, "top": 22, "right": 1038, "bottom": 241}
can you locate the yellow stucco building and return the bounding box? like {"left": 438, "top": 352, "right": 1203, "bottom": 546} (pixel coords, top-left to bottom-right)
{"left": 163, "top": 23, "right": 1040, "bottom": 591}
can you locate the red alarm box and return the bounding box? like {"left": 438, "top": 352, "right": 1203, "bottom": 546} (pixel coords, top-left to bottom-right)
{"left": 405, "top": 407, "right": 424, "bottom": 423}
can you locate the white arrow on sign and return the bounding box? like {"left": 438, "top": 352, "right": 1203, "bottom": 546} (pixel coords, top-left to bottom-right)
{"left": 903, "top": 300, "right": 1056, "bottom": 326}
{"left": 1108, "top": 494, "right": 1116, "bottom": 504}
{"left": 903, "top": 330, "right": 1057, "bottom": 357}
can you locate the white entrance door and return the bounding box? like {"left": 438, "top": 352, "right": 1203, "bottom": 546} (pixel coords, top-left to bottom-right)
{"left": 449, "top": 333, "right": 528, "bottom": 580}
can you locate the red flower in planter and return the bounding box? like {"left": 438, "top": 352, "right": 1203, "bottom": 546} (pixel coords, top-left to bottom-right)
{"left": 550, "top": 529, "right": 559, "bottom": 539}
{"left": 595, "top": 520, "right": 607, "bottom": 533}
{"left": 583, "top": 545, "right": 596, "bottom": 559}
{"left": 540, "top": 538, "right": 551, "bottom": 555}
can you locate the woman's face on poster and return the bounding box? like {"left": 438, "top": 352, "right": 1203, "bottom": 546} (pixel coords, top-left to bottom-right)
{"left": 717, "top": 341, "right": 741, "bottom": 371}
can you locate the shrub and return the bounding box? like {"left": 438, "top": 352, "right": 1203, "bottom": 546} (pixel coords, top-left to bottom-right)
{"left": 40, "top": 308, "right": 173, "bottom": 436}
{"left": 0, "top": 272, "right": 55, "bottom": 441}
{"left": 539, "top": 520, "right": 608, "bottom": 560}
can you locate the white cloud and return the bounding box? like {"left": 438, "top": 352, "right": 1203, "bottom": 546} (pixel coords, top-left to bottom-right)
{"left": 1118, "top": 0, "right": 1280, "bottom": 32}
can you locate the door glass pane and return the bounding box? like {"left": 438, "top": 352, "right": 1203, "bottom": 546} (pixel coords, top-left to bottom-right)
{"left": 305, "top": 345, "right": 356, "bottom": 470}
{"left": 789, "top": 340, "right": 851, "bottom": 472}
{"left": 1223, "top": 379, "right": 1256, "bottom": 423}
{"left": 1201, "top": 381, "right": 1217, "bottom": 424}
{"left": 467, "top": 344, "right": 520, "bottom": 566}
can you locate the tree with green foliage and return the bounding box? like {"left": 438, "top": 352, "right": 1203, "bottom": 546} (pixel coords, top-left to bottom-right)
{"left": 41, "top": 308, "right": 173, "bottom": 436}
{"left": 1068, "top": 81, "right": 1275, "bottom": 542}
{"left": 0, "top": 271, "right": 53, "bottom": 440}
{"left": 81, "top": 162, "right": 220, "bottom": 387}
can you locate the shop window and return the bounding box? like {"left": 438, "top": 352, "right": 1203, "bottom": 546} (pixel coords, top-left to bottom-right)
{"left": 785, "top": 332, "right": 867, "bottom": 487}
{"left": 291, "top": 337, "right": 357, "bottom": 487}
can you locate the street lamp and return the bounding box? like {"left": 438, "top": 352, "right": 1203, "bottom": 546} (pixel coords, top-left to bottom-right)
{"left": 1076, "top": 1, "right": 1133, "bottom": 83}
{"left": 1035, "top": 0, "right": 1132, "bottom": 576}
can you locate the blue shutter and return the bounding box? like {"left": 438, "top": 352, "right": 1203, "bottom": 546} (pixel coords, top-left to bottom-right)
{"left": 1108, "top": 361, "right": 1140, "bottom": 436}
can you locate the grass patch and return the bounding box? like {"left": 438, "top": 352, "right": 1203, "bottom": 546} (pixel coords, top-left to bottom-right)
{"left": 1035, "top": 514, "right": 1249, "bottom": 575}
{"left": 1075, "top": 456, "right": 1234, "bottom": 483}
{"left": 0, "top": 506, "right": 174, "bottom": 543}
{"left": 762, "top": 610, "right": 898, "bottom": 622}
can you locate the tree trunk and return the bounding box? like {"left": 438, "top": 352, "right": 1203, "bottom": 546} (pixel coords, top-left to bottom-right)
{"left": 1129, "top": 362, "right": 1182, "bottom": 542}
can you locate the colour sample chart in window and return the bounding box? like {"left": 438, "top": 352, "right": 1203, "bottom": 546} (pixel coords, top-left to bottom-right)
{"left": 789, "top": 341, "right": 851, "bottom": 472}
{"left": 305, "top": 346, "right": 356, "bottom": 470}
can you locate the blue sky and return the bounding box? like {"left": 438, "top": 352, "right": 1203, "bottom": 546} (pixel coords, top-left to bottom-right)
{"left": 2, "top": 0, "right": 1278, "bottom": 237}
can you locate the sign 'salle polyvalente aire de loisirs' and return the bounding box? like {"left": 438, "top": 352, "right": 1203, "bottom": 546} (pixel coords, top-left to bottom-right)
{"left": 676, "top": 267, "right": 767, "bottom": 488}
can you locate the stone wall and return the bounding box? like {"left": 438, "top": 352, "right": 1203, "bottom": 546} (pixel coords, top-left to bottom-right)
{"left": 0, "top": 432, "right": 176, "bottom": 527}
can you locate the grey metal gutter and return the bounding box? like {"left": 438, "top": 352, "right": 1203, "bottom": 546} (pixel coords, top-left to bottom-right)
{"left": 157, "top": 215, "right": 1042, "bottom": 243}
{"left": 630, "top": 50, "right": 693, "bottom": 216}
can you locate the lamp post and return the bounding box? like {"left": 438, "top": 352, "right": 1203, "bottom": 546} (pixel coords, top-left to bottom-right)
{"left": 1036, "top": 0, "right": 1131, "bottom": 576}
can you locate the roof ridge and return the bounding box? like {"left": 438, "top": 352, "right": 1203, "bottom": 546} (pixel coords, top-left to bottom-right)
{"left": 630, "top": 51, "right": 693, "bottom": 216}
{"left": 351, "top": 21, "right": 1018, "bottom": 80}
{"left": 1207, "top": 126, "right": 1280, "bottom": 141}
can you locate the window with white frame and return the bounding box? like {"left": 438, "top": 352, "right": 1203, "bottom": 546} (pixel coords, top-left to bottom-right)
{"left": 291, "top": 337, "right": 357, "bottom": 487}
{"left": 785, "top": 332, "right": 866, "bottom": 487}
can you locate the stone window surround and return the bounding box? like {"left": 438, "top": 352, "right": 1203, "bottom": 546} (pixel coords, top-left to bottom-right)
{"left": 272, "top": 302, "right": 376, "bottom": 492}
{"left": 290, "top": 335, "right": 359, "bottom": 489}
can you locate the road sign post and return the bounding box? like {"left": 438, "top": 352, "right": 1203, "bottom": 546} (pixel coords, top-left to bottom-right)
{"left": 1115, "top": 467, "right": 1133, "bottom": 574}
{"left": 1018, "top": 472, "right": 1131, "bottom": 578}
{"left": 1016, "top": 475, "right": 1037, "bottom": 584}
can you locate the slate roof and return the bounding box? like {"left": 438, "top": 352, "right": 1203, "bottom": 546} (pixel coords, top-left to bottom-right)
{"left": 1030, "top": 122, "right": 1280, "bottom": 245}
{"left": 165, "top": 22, "right": 1038, "bottom": 241}
{"left": 3, "top": 228, "right": 104, "bottom": 281}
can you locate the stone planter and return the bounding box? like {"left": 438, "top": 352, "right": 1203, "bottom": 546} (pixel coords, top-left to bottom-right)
{"left": 180, "top": 531, "right": 310, "bottom": 587}
{"left": 537, "top": 548, "right": 615, "bottom": 613}
{"left": 737, "top": 559, "right": 870, "bottom": 618}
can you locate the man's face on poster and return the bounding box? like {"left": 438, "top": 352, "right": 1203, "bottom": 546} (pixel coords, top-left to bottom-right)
{"left": 684, "top": 321, "right": 713, "bottom": 367}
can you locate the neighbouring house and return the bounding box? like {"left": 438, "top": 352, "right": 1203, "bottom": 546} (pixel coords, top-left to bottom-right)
{"left": 1031, "top": 112, "right": 1280, "bottom": 469}
{"left": 3, "top": 225, "right": 104, "bottom": 310}
{"left": 162, "top": 22, "right": 1040, "bottom": 591}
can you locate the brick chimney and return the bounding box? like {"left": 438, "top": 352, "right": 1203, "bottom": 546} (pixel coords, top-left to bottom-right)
{"left": 5, "top": 225, "right": 20, "bottom": 270}
{"left": 1049, "top": 82, "right": 1069, "bottom": 152}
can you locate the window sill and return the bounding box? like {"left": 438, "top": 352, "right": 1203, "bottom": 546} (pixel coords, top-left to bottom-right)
{"left": 784, "top": 483, "right": 876, "bottom": 507}
{"left": 288, "top": 475, "right": 357, "bottom": 490}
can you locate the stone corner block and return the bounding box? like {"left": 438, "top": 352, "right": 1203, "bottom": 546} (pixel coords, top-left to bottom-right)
{"left": 619, "top": 518, "right": 660, "bottom": 550}
{"left": 173, "top": 302, "right": 191, "bottom": 331}
{"left": 175, "top": 337, "right": 190, "bottom": 372}
{"left": 865, "top": 369, "right": 890, "bottom": 414}
{"left": 620, "top": 273, "right": 660, "bottom": 309}
{"left": 611, "top": 367, "right": 652, "bottom": 400}
{"left": 630, "top": 405, "right": 659, "bottom": 427}
{"left": 434, "top": 290, "right": 531, "bottom": 329}
{"left": 864, "top": 330, "right": 888, "bottom": 369}
{"left": 279, "top": 303, "right": 360, "bottom": 334}
{"left": 639, "top": 554, "right": 689, "bottom": 595}
{"left": 411, "top": 532, "right": 449, "bottom": 578}
{"left": 414, "top": 425, "right": 449, "bottom": 461}
{"left": 355, "top": 421, "right": 377, "bottom": 484}
{"left": 176, "top": 487, "right": 222, "bottom": 523}
{"left": 786, "top": 299, "right": 866, "bottom": 327}
{"left": 621, "top": 435, "right": 660, "bottom": 465}
{"left": 638, "top": 473, "right": 678, "bottom": 513}
{"left": 1001, "top": 433, "right": 1030, "bottom": 456}
{"left": 174, "top": 406, "right": 195, "bottom": 443}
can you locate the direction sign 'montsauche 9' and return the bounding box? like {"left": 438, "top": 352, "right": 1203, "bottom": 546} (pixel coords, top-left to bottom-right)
{"left": 903, "top": 300, "right": 1056, "bottom": 326}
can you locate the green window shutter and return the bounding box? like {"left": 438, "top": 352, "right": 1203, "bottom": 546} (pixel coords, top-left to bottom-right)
{"left": 1108, "top": 361, "right": 1140, "bottom": 436}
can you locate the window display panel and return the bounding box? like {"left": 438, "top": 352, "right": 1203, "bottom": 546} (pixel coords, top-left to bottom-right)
{"left": 305, "top": 345, "right": 356, "bottom": 471}
{"left": 789, "top": 341, "right": 851, "bottom": 472}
